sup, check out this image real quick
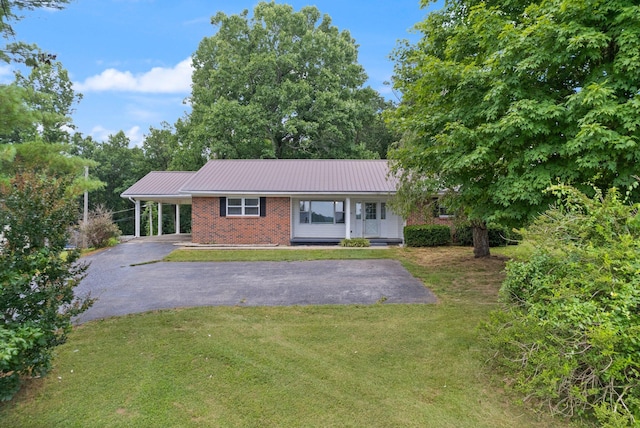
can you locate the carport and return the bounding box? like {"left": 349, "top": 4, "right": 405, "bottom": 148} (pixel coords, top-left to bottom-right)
{"left": 121, "top": 171, "right": 195, "bottom": 237}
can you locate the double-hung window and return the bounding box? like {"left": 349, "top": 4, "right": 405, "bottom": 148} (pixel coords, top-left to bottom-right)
{"left": 227, "top": 198, "right": 260, "bottom": 216}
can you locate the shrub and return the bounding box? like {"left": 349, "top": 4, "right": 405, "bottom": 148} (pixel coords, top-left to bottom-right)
{"left": 340, "top": 238, "right": 370, "bottom": 247}
{"left": 454, "top": 224, "right": 518, "bottom": 246}
{"left": 0, "top": 173, "right": 93, "bottom": 401}
{"left": 0, "top": 325, "right": 43, "bottom": 401}
{"left": 482, "top": 185, "right": 640, "bottom": 426}
{"left": 404, "top": 224, "right": 451, "bottom": 247}
{"left": 80, "top": 205, "right": 121, "bottom": 248}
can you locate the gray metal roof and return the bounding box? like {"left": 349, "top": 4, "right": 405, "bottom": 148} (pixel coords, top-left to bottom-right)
{"left": 181, "top": 159, "right": 397, "bottom": 195}
{"left": 121, "top": 171, "right": 196, "bottom": 202}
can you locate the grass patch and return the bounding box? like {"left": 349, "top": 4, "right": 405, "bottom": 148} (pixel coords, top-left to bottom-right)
{"left": 0, "top": 247, "right": 573, "bottom": 427}
{"left": 165, "top": 248, "right": 392, "bottom": 262}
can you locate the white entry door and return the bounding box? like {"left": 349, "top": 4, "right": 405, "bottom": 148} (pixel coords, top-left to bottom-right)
{"left": 364, "top": 202, "right": 379, "bottom": 237}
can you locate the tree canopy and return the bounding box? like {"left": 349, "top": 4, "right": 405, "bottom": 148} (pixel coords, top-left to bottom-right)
{"left": 183, "top": 2, "right": 383, "bottom": 165}
{"left": 0, "top": 1, "right": 70, "bottom": 64}
{"left": 388, "top": 0, "right": 640, "bottom": 255}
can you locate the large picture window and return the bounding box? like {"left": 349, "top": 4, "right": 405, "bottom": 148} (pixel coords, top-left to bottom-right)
{"left": 227, "top": 197, "right": 260, "bottom": 216}
{"left": 299, "top": 200, "right": 345, "bottom": 224}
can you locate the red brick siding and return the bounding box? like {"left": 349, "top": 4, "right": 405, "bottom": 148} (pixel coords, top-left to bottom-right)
{"left": 406, "top": 208, "right": 454, "bottom": 227}
{"left": 192, "top": 197, "right": 291, "bottom": 245}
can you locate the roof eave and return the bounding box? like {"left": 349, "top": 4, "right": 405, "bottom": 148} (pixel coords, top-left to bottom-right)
{"left": 121, "top": 193, "right": 193, "bottom": 200}
{"left": 181, "top": 190, "right": 396, "bottom": 197}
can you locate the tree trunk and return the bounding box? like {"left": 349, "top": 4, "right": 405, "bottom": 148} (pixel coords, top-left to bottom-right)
{"left": 472, "top": 222, "right": 491, "bottom": 258}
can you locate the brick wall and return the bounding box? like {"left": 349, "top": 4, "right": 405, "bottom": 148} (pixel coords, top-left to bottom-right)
{"left": 192, "top": 197, "right": 291, "bottom": 245}
{"left": 406, "top": 207, "right": 454, "bottom": 227}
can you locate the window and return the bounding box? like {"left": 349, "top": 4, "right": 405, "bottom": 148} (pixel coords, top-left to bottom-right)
{"left": 299, "top": 201, "right": 310, "bottom": 223}
{"left": 433, "top": 198, "right": 453, "bottom": 218}
{"left": 381, "top": 202, "right": 387, "bottom": 220}
{"left": 299, "top": 200, "right": 345, "bottom": 224}
{"left": 227, "top": 197, "right": 260, "bottom": 216}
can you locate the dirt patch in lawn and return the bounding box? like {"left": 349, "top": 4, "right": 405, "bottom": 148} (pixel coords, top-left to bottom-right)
{"left": 399, "top": 246, "right": 510, "bottom": 303}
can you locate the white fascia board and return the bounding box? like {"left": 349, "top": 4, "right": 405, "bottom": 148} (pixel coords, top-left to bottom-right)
{"left": 120, "top": 193, "right": 192, "bottom": 200}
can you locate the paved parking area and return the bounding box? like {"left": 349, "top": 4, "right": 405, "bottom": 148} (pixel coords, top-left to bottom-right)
{"left": 73, "top": 236, "right": 438, "bottom": 323}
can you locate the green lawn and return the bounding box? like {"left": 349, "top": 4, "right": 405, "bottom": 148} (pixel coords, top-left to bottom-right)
{"left": 0, "top": 246, "right": 575, "bottom": 427}
{"left": 164, "top": 247, "right": 393, "bottom": 262}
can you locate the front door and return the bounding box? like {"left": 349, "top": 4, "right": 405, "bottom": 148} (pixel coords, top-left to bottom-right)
{"left": 364, "top": 202, "right": 379, "bottom": 237}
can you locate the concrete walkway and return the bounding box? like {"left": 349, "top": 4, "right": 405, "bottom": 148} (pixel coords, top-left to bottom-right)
{"left": 73, "top": 235, "right": 438, "bottom": 324}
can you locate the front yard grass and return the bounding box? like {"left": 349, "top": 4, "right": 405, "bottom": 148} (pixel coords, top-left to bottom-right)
{"left": 0, "top": 247, "right": 574, "bottom": 427}
{"left": 165, "top": 247, "right": 392, "bottom": 262}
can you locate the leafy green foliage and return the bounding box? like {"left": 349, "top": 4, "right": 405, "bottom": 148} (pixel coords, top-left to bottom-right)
{"left": 339, "top": 238, "right": 370, "bottom": 247}
{"left": 142, "top": 122, "right": 178, "bottom": 171}
{"left": 0, "top": 1, "right": 70, "bottom": 64}
{"left": 484, "top": 185, "right": 640, "bottom": 426}
{"left": 388, "top": 0, "right": 640, "bottom": 248}
{"left": 0, "top": 172, "right": 93, "bottom": 401}
{"left": 404, "top": 225, "right": 451, "bottom": 247}
{"left": 0, "top": 64, "right": 101, "bottom": 193}
{"left": 185, "top": 2, "right": 384, "bottom": 163}
{"left": 454, "top": 224, "right": 519, "bottom": 247}
{"left": 11, "top": 61, "right": 82, "bottom": 144}
{"left": 0, "top": 324, "right": 43, "bottom": 400}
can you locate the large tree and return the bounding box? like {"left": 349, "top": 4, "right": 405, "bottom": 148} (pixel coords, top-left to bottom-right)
{"left": 1, "top": 1, "right": 70, "bottom": 64}
{"left": 388, "top": 0, "right": 640, "bottom": 257}
{"left": 184, "top": 2, "right": 381, "bottom": 164}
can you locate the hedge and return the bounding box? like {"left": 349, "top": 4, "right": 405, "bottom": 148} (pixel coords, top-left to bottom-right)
{"left": 454, "top": 225, "right": 520, "bottom": 247}
{"left": 404, "top": 225, "right": 451, "bottom": 247}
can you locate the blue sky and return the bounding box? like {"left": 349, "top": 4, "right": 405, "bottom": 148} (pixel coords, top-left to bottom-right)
{"left": 5, "top": 0, "right": 442, "bottom": 146}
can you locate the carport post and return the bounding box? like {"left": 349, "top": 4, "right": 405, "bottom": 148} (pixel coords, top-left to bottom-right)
{"left": 345, "top": 197, "right": 351, "bottom": 239}
{"left": 175, "top": 204, "right": 180, "bottom": 234}
{"left": 134, "top": 199, "right": 141, "bottom": 238}
{"left": 157, "top": 202, "right": 163, "bottom": 236}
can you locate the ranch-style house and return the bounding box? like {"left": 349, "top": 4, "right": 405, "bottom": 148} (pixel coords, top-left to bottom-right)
{"left": 121, "top": 159, "right": 443, "bottom": 245}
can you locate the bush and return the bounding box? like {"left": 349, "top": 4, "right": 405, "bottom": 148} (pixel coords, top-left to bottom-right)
{"left": 0, "top": 325, "right": 43, "bottom": 401}
{"left": 482, "top": 185, "right": 640, "bottom": 426}
{"left": 404, "top": 224, "right": 451, "bottom": 247}
{"left": 0, "top": 173, "right": 93, "bottom": 401}
{"left": 340, "top": 238, "right": 370, "bottom": 247}
{"left": 80, "top": 205, "right": 121, "bottom": 248}
{"left": 454, "top": 224, "right": 518, "bottom": 247}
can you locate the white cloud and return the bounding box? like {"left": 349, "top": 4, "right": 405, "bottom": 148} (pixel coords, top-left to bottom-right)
{"left": 75, "top": 58, "right": 192, "bottom": 93}
{"left": 125, "top": 126, "right": 144, "bottom": 147}
{"left": 89, "top": 125, "right": 144, "bottom": 147}
{"left": 0, "top": 65, "right": 13, "bottom": 84}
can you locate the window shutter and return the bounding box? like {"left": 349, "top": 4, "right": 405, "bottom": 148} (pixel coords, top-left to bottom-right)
{"left": 260, "top": 197, "right": 266, "bottom": 217}
{"left": 219, "top": 197, "right": 226, "bottom": 217}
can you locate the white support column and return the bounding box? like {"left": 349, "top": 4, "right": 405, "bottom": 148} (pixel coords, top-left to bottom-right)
{"left": 134, "top": 199, "right": 141, "bottom": 238}
{"left": 175, "top": 204, "right": 180, "bottom": 234}
{"left": 345, "top": 197, "right": 351, "bottom": 240}
{"left": 157, "top": 202, "right": 163, "bottom": 236}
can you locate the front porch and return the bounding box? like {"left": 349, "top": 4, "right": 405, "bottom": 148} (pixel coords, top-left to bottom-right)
{"left": 290, "top": 237, "right": 403, "bottom": 246}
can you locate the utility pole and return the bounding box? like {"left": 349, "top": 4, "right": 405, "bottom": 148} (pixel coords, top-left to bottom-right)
{"left": 83, "top": 166, "right": 88, "bottom": 248}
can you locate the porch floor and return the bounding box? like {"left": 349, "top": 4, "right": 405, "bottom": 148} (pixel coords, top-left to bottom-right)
{"left": 290, "top": 237, "right": 403, "bottom": 246}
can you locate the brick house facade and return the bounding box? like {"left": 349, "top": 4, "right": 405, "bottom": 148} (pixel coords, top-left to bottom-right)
{"left": 192, "top": 196, "right": 290, "bottom": 245}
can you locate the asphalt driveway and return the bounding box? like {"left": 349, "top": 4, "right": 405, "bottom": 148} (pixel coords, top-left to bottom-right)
{"left": 73, "top": 236, "right": 438, "bottom": 324}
